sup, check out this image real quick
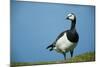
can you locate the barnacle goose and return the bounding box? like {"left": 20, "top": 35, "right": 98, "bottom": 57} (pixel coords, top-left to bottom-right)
{"left": 46, "top": 13, "right": 79, "bottom": 60}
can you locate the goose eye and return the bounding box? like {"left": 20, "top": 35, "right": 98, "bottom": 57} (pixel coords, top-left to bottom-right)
{"left": 69, "top": 15, "right": 72, "bottom": 17}
{"left": 68, "top": 14, "right": 73, "bottom": 18}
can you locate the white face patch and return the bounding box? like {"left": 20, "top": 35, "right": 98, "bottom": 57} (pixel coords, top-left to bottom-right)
{"left": 67, "top": 13, "right": 72, "bottom": 17}
{"left": 67, "top": 13, "right": 75, "bottom": 21}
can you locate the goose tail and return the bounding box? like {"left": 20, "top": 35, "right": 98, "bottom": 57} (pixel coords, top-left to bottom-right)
{"left": 46, "top": 44, "right": 54, "bottom": 51}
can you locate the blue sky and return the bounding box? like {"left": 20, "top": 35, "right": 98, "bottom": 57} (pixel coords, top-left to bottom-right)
{"left": 11, "top": 1, "right": 95, "bottom": 62}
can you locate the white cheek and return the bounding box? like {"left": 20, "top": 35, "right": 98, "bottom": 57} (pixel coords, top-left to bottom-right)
{"left": 68, "top": 14, "right": 72, "bottom": 17}
{"left": 69, "top": 16, "right": 74, "bottom": 20}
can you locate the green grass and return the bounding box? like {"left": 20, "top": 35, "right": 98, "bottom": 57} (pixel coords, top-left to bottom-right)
{"left": 66, "top": 51, "right": 95, "bottom": 63}
{"left": 11, "top": 52, "right": 95, "bottom": 67}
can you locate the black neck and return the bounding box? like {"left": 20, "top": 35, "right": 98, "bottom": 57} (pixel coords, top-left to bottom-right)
{"left": 70, "top": 19, "right": 76, "bottom": 30}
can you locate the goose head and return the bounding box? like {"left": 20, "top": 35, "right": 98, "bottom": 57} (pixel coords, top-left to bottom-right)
{"left": 66, "top": 13, "right": 76, "bottom": 22}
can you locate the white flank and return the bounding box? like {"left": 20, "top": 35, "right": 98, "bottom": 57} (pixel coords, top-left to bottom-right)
{"left": 55, "top": 33, "right": 77, "bottom": 53}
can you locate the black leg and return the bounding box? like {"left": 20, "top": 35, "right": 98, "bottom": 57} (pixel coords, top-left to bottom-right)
{"left": 70, "top": 50, "right": 74, "bottom": 58}
{"left": 63, "top": 53, "right": 66, "bottom": 60}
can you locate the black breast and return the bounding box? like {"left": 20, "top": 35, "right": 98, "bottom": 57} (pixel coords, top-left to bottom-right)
{"left": 66, "top": 30, "right": 79, "bottom": 43}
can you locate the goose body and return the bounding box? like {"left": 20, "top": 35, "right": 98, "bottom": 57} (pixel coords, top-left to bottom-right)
{"left": 54, "top": 31, "right": 78, "bottom": 53}
{"left": 46, "top": 13, "right": 79, "bottom": 60}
